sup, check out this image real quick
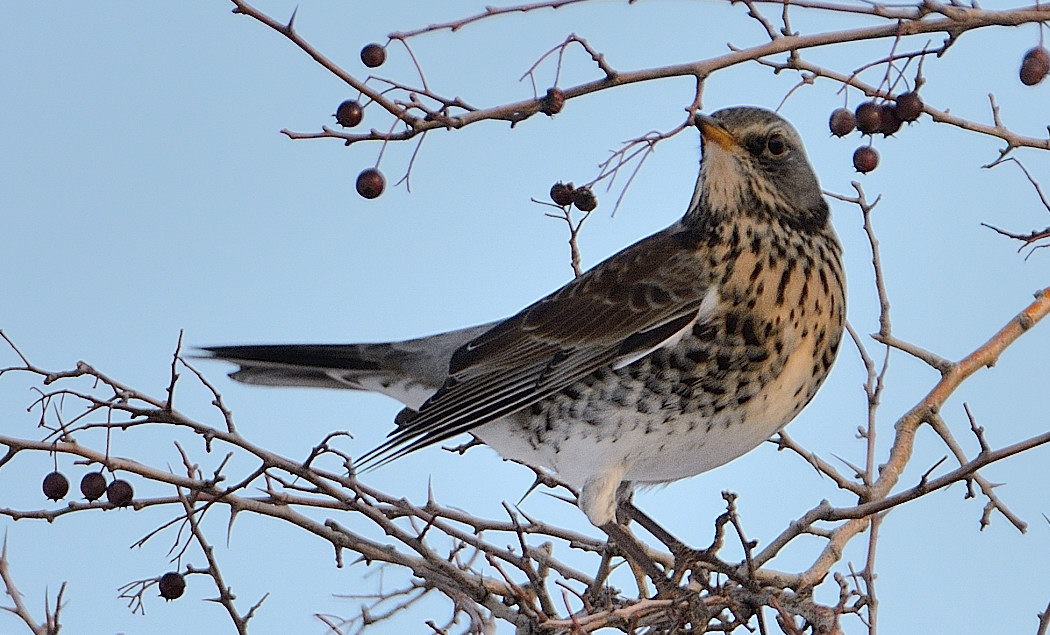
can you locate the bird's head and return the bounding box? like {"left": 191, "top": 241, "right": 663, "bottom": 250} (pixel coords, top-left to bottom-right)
{"left": 689, "top": 106, "right": 829, "bottom": 233}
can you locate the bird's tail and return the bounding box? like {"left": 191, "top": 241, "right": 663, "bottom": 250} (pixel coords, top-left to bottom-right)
{"left": 202, "top": 322, "right": 496, "bottom": 409}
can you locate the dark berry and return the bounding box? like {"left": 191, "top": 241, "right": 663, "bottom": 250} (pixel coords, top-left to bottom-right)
{"left": 550, "top": 182, "right": 575, "bottom": 207}
{"left": 894, "top": 91, "right": 923, "bottom": 122}
{"left": 541, "top": 88, "right": 565, "bottom": 116}
{"left": 1020, "top": 46, "right": 1050, "bottom": 86}
{"left": 854, "top": 101, "right": 882, "bottom": 135}
{"left": 106, "top": 478, "right": 134, "bottom": 507}
{"left": 158, "top": 572, "right": 186, "bottom": 601}
{"left": 42, "top": 471, "right": 69, "bottom": 501}
{"left": 356, "top": 168, "right": 385, "bottom": 199}
{"left": 572, "top": 186, "right": 597, "bottom": 212}
{"left": 334, "top": 100, "right": 363, "bottom": 128}
{"left": 80, "top": 471, "right": 107, "bottom": 501}
{"left": 853, "top": 146, "right": 879, "bottom": 173}
{"left": 878, "top": 104, "right": 902, "bottom": 136}
{"left": 360, "top": 43, "right": 386, "bottom": 68}
{"left": 828, "top": 108, "right": 855, "bottom": 137}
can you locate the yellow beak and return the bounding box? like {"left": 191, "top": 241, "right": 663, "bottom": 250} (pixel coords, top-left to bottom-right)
{"left": 695, "top": 113, "right": 739, "bottom": 151}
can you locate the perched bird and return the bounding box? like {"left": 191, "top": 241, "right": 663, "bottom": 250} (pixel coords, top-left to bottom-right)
{"left": 206, "top": 106, "right": 845, "bottom": 528}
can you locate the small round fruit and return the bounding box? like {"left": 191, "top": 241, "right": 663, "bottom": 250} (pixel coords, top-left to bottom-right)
{"left": 894, "top": 91, "right": 923, "bottom": 122}
{"left": 360, "top": 43, "right": 386, "bottom": 68}
{"left": 550, "top": 182, "right": 575, "bottom": 207}
{"left": 158, "top": 572, "right": 186, "bottom": 601}
{"left": 356, "top": 168, "right": 385, "bottom": 199}
{"left": 80, "top": 471, "right": 108, "bottom": 501}
{"left": 42, "top": 471, "right": 69, "bottom": 501}
{"left": 853, "top": 146, "right": 880, "bottom": 173}
{"left": 828, "top": 108, "right": 855, "bottom": 137}
{"left": 854, "top": 101, "right": 882, "bottom": 135}
{"left": 572, "top": 186, "right": 598, "bottom": 212}
{"left": 541, "top": 88, "right": 565, "bottom": 116}
{"left": 1020, "top": 46, "right": 1050, "bottom": 86}
{"left": 106, "top": 478, "right": 134, "bottom": 507}
{"left": 334, "top": 100, "right": 363, "bottom": 128}
{"left": 878, "top": 104, "right": 902, "bottom": 136}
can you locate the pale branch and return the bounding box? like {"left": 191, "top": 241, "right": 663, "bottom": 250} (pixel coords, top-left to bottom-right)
{"left": 231, "top": 0, "right": 1050, "bottom": 160}
{"left": 0, "top": 535, "right": 64, "bottom": 635}
{"left": 926, "top": 411, "right": 1026, "bottom": 531}
{"left": 3, "top": 276, "right": 1050, "bottom": 633}
{"left": 775, "top": 431, "right": 867, "bottom": 496}
{"left": 774, "top": 53, "right": 1050, "bottom": 158}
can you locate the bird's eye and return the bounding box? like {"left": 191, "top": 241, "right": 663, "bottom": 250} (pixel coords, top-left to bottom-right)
{"left": 766, "top": 134, "right": 787, "bottom": 156}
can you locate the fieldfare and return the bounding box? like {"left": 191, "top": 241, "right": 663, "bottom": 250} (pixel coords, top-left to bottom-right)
{"left": 206, "top": 106, "right": 846, "bottom": 527}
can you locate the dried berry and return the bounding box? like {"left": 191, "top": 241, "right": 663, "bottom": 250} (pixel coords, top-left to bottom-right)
{"left": 1020, "top": 46, "right": 1050, "bottom": 86}
{"left": 80, "top": 471, "right": 108, "bottom": 501}
{"left": 572, "top": 186, "right": 598, "bottom": 212}
{"left": 356, "top": 168, "right": 385, "bottom": 199}
{"left": 854, "top": 101, "right": 882, "bottom": 135}
{"left": 828, "top": 108, "right": 855, "bottom": 137}
{"left": 158, "top": 572, "right": 186, "bottom": 601}
{"left": 334, "top": 100, "right": 363, "bottom": 128}
{"left": 42, "top": 471, "right": 69, "bottom": 501}
{"left": 360, "top": 43, "right": 386, "bottom": 68}
{"left": 894, "top": 91, "right": 923, "bottom": 122}
{"left": 106, "top": 478, "right": 134, "bottom": 507}
{"left": 550, "top": 182, "right": 575, "bottom": 207}
{"left": 852, "top": 146, "right": 879, "bottom": 173}
{"left": 878, "top": 104, "right": 902, "bottom": 136}
{"left": 541, "top": 88, "right": 565, "bottom": 116}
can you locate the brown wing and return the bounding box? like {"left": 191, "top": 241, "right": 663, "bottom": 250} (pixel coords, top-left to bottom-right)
{"left": 356, "top": 226, "right": 715, "bottom": 468}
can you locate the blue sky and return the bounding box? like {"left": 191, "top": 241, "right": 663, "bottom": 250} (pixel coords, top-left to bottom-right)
{"left": 2, "top": 2, "right": 1049, "bottom": 633}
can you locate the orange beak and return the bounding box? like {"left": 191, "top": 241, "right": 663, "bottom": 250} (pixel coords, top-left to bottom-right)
{"left": 695, "top": 113, "right": 739, "bottom": 151}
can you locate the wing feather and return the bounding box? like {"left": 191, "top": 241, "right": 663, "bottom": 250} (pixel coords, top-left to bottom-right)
{"left": 357, "top": 227, "right": 716, "bottom": 469}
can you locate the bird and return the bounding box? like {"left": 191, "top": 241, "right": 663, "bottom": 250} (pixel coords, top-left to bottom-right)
{"left": 205, "top": 106, "right": 846, "bottom": 528}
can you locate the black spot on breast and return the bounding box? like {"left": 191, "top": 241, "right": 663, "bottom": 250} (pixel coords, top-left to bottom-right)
{"left": 725, "top": 312, "right": 739, "bottom": 335}
{"left": 687, "top": 349, "right": 711, "bottom": 364}
{"left": 563, "top": 384, "right": 583, "bottom": 400}
{"left": 748, "top": 348, "right": 769, "bottom": 362}
{"left": 693, "top": 323, "right": 717, "bottom": 341}
{"left": 670, "top": 353, "right": 696, "bottom": 372}
{"left": 776, "top": 261, "right": 794, "bottom": 306}
{"left": 701, "top": 379, "right": 727, "bottom": 395}
{"left": 741, "top": 317, "right": 761, "bottom": 346}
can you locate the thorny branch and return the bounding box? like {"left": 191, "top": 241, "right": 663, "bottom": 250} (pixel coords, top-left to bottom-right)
{"left": 228, "top": 0, "right": 1050, "bottom": 206}
{"left": 1, "top": 536, "right": 65, "bottom": 635}
{"left": 3, "top": 2, "right": 1050, "bottom": 634}
{"left": 1, "top": 268, "right": 1048, "bottom": 633}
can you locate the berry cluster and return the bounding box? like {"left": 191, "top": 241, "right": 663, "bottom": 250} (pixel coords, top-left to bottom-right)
{"left": 833, "top": 45, "right": 1049, "bottom": 173}
{"left": 828, "top": 91, "right": 923, "bottom": 174}
{"left": 549, "top": 182, "right": 598, "bottom": 212}
{"left": 42, "top": 467, "right": 189, "bottom": 602}
{"left": 330, "top": 43, "right": 392, "bottom": 201}
{"left": 41, "top": 469, "right": 134, "bottom": 506}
